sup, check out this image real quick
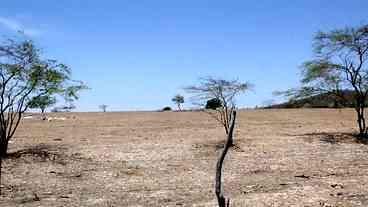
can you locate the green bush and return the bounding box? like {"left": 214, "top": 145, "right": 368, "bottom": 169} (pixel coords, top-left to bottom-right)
{"left": 162, "top": 106, "right": 172, "bottom": 111}
{"left": 205, "top": 98, "right": 222, "bottom": 110}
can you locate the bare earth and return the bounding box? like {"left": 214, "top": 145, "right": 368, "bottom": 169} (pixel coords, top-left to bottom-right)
{"left": 1, "top": 109, "right": 368, "bottom": 207}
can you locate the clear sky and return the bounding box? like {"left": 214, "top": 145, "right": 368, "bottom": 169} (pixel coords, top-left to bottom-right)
{"left": 0, "top": 1, "right": 367, "bottom": 111}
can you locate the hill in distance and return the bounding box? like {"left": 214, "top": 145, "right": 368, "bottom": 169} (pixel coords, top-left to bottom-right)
{"left": 266, "top": 90, "right": 360, "bottom": 109}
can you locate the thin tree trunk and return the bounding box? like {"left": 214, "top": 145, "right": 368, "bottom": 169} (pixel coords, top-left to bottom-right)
{"left": 41, "top": 108, "right": 47, "bottom": 120}
{"left": 355, "top": 103, "right": 367, "bottom": 138}
{"left": 361, "top": 107, "right": 367, "bottom": 137}
{"left": 216, "top": 110, "right": 236, "bottom": 207}
{"left": 227, "top": 129, "right": 233, "bottom": 147}
{"left": 0, "top": 138, "right": 8, "bottom": 158}
{"left": 356, "top": 107, "right": 362, "bottom": 135}
{"left": 0, "top": 134, "right": 6, "bottom": 196}
{"left": 0, "top": 153, "right": 2, "bottom": 195}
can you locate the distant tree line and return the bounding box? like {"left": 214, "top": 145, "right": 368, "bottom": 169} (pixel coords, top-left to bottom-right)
{"left": 271, "top": 90, "right": 359, "bottom": 109}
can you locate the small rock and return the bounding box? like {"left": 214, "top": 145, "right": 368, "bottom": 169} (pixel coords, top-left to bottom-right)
{"left": 331, "top": 184, "right": 344, "bottom": 189}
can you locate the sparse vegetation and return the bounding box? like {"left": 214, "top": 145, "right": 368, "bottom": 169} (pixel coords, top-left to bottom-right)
{"left": 0, "top": 38, "right": 86, "bottom": 195}
{"left": 2, "top": 110, "right": 368, "bottom": 206}
{"left": 0, "top": 2, "right": 366, "bottom": 206}
{"left": 280, "top": 24, "right": 368, "bottom": 139}
{"left": 0, "top": 38, "right": 87, "bottom": 157}
{"left": 186, "top": 77, "right": 251, "bottom": 206}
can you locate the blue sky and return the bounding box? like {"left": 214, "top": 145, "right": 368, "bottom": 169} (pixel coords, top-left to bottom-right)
{"left": 0, "top": 1, "right": 367, "bottom": 111}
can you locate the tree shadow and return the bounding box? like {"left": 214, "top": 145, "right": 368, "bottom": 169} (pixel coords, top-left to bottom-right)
{"left": 5, "top": 144, "right": 68, "bottom": 165}
{"left": 193, "top": 140, "right": 244, "bottom": 154}
{"left": 300, "top": 132, "right": 368, "bottom": 145}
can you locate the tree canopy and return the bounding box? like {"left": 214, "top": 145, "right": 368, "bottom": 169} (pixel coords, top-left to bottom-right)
{"left": 171, "top": 94, "right": 184, "bottom": 111}
{"left": 28, "top": 95, "right": 56, "bottom": 113}
{"left": 0, "top": 37, "right": 87, "bottom": 156}
{"left": 281, "top": 24, "right": 368, "bottom": 137}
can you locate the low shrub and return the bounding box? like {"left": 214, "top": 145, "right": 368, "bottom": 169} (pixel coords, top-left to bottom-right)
{"left": 162, "top": 106, "right": 172, "bottom": 111}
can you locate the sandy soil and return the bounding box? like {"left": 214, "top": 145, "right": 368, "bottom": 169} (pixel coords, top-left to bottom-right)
{"left": 1, "top": 109, "right": 368, "bottom": 207}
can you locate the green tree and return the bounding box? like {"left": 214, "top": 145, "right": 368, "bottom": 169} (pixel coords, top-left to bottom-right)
{"left": 28, "top": 95, "right": 56, "bottom": 114}
{"left": 171, "top": 94, "right": 184, "bottom": 111}
{"left": 0, "top": 38, "right": 87, "bottom": 157}
{"left": 282, "top": 24, "right": 368, "bottom": 138}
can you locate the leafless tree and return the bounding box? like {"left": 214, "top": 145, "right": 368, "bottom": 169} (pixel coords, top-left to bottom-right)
{"left": 185, "top": 77, "right": 251, "bottom": 207}
{"left": 185, "top": 77, "right": 251, "bottom": 144}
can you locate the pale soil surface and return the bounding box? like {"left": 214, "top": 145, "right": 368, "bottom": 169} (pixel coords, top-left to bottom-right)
{"left": 1, "top": 109, "right": 368, "bottom": 207}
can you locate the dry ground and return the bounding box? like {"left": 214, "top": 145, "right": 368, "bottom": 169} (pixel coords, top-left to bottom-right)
{"left": 1, "top": 109, "right": 368, "bottom": 207}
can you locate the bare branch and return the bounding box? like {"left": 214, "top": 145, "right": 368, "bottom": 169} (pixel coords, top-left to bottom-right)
{"left": 185, "top": 77, "right": 251, "bottom": 135}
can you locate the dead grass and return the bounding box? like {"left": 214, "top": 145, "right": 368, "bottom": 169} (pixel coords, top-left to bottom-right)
{"left": 0, "top": 109, "right": 368, "bottom": 206}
